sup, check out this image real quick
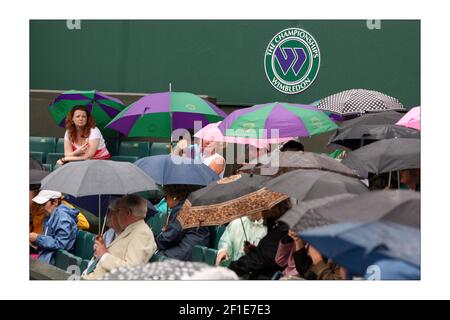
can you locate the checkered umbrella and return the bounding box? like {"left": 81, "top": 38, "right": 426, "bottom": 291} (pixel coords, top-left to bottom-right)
{"left": 317, "top": 89, "right": 405, "bottom": 117}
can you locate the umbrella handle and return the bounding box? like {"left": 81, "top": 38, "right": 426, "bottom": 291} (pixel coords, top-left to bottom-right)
{"left": 240, "top": 217, "right": 249, "bottom": 243}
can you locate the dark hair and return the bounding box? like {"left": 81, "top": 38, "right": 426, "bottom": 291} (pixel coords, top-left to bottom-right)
{"left": 261, "top": 198, "right": 292, "bottom": 220}
{"left": 280, "top": 140, "right": 304, "bottom": 152}
{"left": 65, "top": 105, "right": 96, "bottom": 142}
{"left": 163, "top": 184, "right": 203, "bottom": 202}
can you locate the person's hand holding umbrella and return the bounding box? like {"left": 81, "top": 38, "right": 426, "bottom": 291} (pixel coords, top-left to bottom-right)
{"left": 94, "top": 236, "right": 108, "bottom": 259}
{"left": 288, "top": 230, "right": 305, "bottom": 251}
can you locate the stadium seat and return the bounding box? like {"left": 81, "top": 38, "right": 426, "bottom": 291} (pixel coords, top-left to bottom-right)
{"left": 104, "top": 138, "right": 119, "bottom": 156}
{"left": 191, "top": 245, "right": 207, "bottom": 263}
{"left": 54, "top": 249, "right": 82, "bottom": 272}
{"left": 74, "top": 230, "right": 96, "bottom": 261}
{"left": 46, "top": 152, "right": 65, "bottom": 166}
{"left": 30, "top": 137, "right": 56, "bottom": 162}
{"left": 149, "top": 142, "right": 171, "bottom": 156}
{"left": 30, "top": 151, "right": 45, "bottom": 164}
{"left": 110, "top": 155, "right": 139, "bottom": 163}
{"left": 149, "top": 253, "right": 170, "bottom": 263}
{"left": 119, "top": 141, "right": 151, "bottom": 158}
{"left": 209, "top": 225, "right": 227, "bottom": 249}
{"left": 204, "top": 248, "right": 218, "bottom": 266}
{"left": 42, "top": 163, "right": 52, "bottom": 172}
{"left": 55, "top": 138, "right": 65, "bottom": 153}
{"left": 147, "top": 212, "right": 166, "bottom": 237}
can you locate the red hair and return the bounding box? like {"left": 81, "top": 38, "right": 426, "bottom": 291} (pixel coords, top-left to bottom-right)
{"left": 65, "top": 106, "right": 96, "bottom": 142}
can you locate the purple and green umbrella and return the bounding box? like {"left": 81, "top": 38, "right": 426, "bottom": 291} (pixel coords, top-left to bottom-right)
{"left": 48, "top": 90, "right": 126, "bottom": 130}
{"left": 218, "top": 102, "right": 338, "bottom": 139}
{"left": 106, "top": 92, "right": 227, "bottom": 138}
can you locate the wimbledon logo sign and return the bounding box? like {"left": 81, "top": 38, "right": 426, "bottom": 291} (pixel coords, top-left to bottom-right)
{"left": 264, "top": 27, "right": 321, "bottom": 95}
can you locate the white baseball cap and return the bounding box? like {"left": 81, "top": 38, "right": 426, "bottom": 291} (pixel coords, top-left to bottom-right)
{"left": 32, "top": 190, "right": 62, "bottom": 204}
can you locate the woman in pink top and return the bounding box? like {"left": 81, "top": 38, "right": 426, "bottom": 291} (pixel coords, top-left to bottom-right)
{"left": 275, "top": 229, "right": 305, "bottom": 278}
{"left": 57, "top": 106, "right": 110, "bottom": 166}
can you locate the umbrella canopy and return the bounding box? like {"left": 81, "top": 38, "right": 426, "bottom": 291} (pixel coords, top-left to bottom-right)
{"left": 366, "top": 259, "right": 420, "bottom": 280}
{"left": 106, "top": 92, "right": 227, "bottom": 138}
{"left": 396, "top": 106, "right": 421, "bottom": 131}
{"left": 284, "top": 190, "right": 420, "bottom": 275}
{"left": 238, "top": 151, "right": 360, "bottom": 178}
{"left": 194, "top": 121, "right": 292, "bottom": 149}
{"left": 101, "top": 260, "right": 239, "bottom": 280}
{"left": 264, "top": 169, "right": 368, "bottom": 201}
{"left": 177, "top": 174, "right": 288, "bottom": 229}
{"left": 134, "top": 155, "right": 220, "bottom": 186}
{"left": 30, "top": 169, "right": 49, "bottom": 185}
{"left": 342, "top": 138, "right": 420, "bottom": 175}
{"left": 328, "top": 111, "right": 419, "bottom": 150}
{"left": 218, "top": 102, "right": 337, "bottom": 139}
{"left": 280, "top": 190, "right": 420, "bottom": 232}
{"left": 40, "top": 160, "right": 158, "bottom": 197}
{"left": 30, "top": 157, "right": 44, "bottom": 170}
{"left": 48, "top": 90, "right": 126, "bottom": 130}
{"left": 317, "top": 89, "right": 405, "bottom": 117}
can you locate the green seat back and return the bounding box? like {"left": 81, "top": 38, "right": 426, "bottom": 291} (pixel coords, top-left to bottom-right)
{"left": 149, "top": 142, "right": 171, "bottom": 156}
{"left": 74, "top": 230, "right": 96, "bottom": 261}
{"left": 191, "top": 245, "right": 207, "bottom": 263}
{"left": 55, "top": 138, "right": 65, "bottom": 153}
{"left": 204, "top": 248, "right": 218, "bottom": 266}
{"left": 104, "top": 138, "right": 119, "bottom": 156}
{"left": 209, "top": 225, "right": 227, "bottom": 249}
{"left": 54, "top": 249, "right": 82, "bottom": 272}
{"left": 46, "top": 152, "right": 65, "bottom": 166}
{"left": 30, "top": 137, "right": 56, "bottom": 162}
{"left": 119, "top": 141, "right": 151, "bottom": 158}
{"left": 30, "top": 151, "right": 45, "bottom": 164}
{"left": 147, "top": 212, "right": 166, "bottom": 237}
{"left": 110, "top": 155, "right": 139, "bottom": 163}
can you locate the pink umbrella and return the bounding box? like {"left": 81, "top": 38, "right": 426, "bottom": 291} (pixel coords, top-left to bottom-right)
{"left": 194, "top": 122, "right": 293, "bottom": 149}
{"left": 396, "top": 106, "right": 420, "bottom": 130}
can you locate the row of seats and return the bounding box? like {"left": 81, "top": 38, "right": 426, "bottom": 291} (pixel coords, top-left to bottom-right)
{"left": 30, "top": 136, "right": 172, "bottom": 171}
{"left": 54, "top": 230, "right": 96, "bottom": 273}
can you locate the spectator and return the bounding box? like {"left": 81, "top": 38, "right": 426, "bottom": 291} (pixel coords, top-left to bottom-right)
{"left": 274, "top": 229, "right": 304, "bottom": 278}
{"left": 29, "top": 190, "right": 79, "bottom": 265}
{"left": 280, "top": 140, "right": 304, "bottom": 152}
{"left": 57, "top": 106, "right": 110, "bottom": 166}
{"left": 293, "top": 243, "right": 343, "bottom": 280}
{"left": 156, "top": 184, "right": 210, "bottom": 261}
{"left": 215, "top": 212, "right": 268, "bottom": 266}
{"left": 228, "top": 199, "right": 292, "bottom": 280}
{"left": 83, "top": 195, "right": 157, "bottom": 280}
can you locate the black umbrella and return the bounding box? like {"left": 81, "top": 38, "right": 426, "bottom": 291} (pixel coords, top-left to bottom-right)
{"left": 30, "top": 169, "right": 49, "bottom": 185}
{"left": 279, "top": 190, "right": 420, "bottom": 233}
{"left": 238, "top": 151, "right": 360, "bottom": 178}
{"left": 30, "top": 157, "right": 44, "bottom": 170}
{"left": 177, "top": 174, "right": 288, "bottom": 229}
{"left": 264, "top": 169, "right": 369, "bottom": 201}
{"left": 328, "top": 111, "right": 420, "bottom": 150}
{"left": 342, "top": 138, "right": 420, "bottom": 175}
{"left": 330, "top": 124, "right": 420, "bottom": 150}
{"left": 280, "top": 190, "right": 420, "bottom": 274}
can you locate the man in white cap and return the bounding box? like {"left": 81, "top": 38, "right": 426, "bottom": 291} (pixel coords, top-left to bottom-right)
{"left": 29, "top": 190, "right": 79, "bottom": 265}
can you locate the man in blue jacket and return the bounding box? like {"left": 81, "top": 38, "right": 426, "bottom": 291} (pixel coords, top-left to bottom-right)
{"left": 29, "top": 190, "right": 79, "bottom": 265}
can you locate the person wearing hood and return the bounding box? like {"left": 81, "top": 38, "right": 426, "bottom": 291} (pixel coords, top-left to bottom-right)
{"left": 29, "top": 190, "right": 79, "bottom": 265}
